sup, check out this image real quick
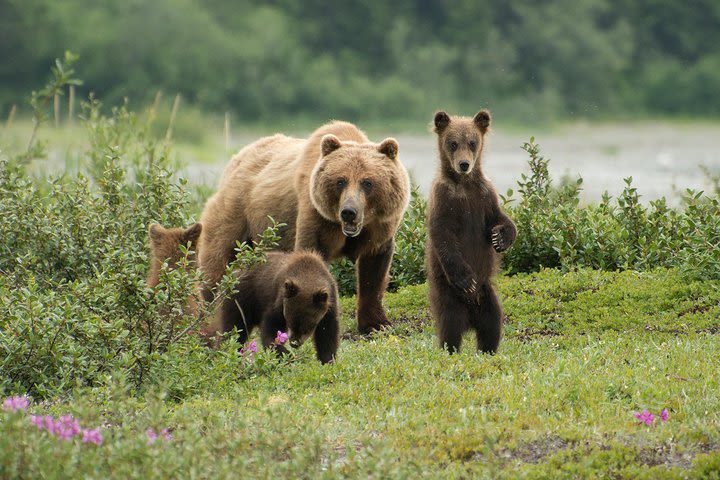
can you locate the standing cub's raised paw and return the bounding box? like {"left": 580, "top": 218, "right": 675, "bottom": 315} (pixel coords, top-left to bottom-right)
{"left": 491, "top": 224, "right": 510, "bottom": 252}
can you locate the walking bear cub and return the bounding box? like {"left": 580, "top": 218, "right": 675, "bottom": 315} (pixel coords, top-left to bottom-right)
{"left": 147, "top": 224, "right": 339, "bottom": 363}
{"left": 208, "top": 250, "right": 340, "bottom": 364}
{"left": 425, "top": 110, "right": 516, "bottom": 354}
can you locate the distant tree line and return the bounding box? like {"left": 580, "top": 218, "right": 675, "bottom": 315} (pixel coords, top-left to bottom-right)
{"left": 1, "top": 0, "right": 719, "bottom": 123}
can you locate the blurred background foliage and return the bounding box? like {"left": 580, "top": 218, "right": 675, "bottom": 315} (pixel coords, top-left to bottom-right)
{"left": 2, "top": 0, "right": 720, "bottom": 124}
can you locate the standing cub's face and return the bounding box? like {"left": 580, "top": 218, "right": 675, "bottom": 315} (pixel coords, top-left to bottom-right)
{"left": 433, "top": 110, "right": 491, "bottom": 175}
{"left": 309, "top": 135, "right": 409, "bottom": 237}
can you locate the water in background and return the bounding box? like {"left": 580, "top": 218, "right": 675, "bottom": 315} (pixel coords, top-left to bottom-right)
{"left": 186, "top": 123, "right": 720, "bottom": 204}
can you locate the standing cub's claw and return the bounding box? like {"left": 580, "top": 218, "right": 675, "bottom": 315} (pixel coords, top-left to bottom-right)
{"left": 458, "top": 277, "right": 478, "bottom": 303}
{"left": 491, "top": 227, "right": 506, "bottom": 252}
{"left": 453, "top": 275, "right": 477, "bottom": 296}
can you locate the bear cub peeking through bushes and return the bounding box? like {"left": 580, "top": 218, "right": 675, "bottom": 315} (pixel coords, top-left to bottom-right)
{"left": 207, "top": 250, "right": 340, "bottom": 364}
{"left": 425, "top": 110, "right": 516, "bottom": 354}
{"left": 147, "top": 222, "right": 202, "bottom": 288}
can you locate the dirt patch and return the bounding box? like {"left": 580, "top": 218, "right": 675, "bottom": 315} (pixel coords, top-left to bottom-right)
{"left": 341, "top": 312, "right": 431, "bottom": 341}
{"left": 511, "top": 327, "right": 562, "bottom": 342}
{"left": 635, "top": 443, "right": 719, "bottom": 470}
{"left": 509, "top": 436, "right": 572, "bottom": 464}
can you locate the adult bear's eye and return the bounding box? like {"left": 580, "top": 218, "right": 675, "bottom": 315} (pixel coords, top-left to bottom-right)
{"left": 449, "top": 141, "right": 458, "bottom": 151}
{"left": 336, "top": 178, "right": 347, "bottom": 190}
{"left": 360, "top": 179, "right": 373, "bottom": 192}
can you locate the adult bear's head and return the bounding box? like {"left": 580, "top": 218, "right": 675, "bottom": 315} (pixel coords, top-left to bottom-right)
{"left": 309, "top": 135, "right": 410, "bottom": 237}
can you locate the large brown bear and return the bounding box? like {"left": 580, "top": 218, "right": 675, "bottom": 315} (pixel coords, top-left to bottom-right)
{"left": 425, "top": 110, "right": 516, "bottom": 354}
{"left": 198, "top": 121, "right": 410, "bottom": 334}
{"left": 207, "top": 250, "right": 340, "bottom": 364}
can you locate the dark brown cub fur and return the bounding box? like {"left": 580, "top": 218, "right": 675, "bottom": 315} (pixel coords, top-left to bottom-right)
{"left": 209, "top": 250, "right": 340, "bottom": 364}
{"left": 425, "top": 110, "right": 516, "bottom": 354}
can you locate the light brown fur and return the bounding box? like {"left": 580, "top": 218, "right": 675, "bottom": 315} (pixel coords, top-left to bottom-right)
{"left": 146, "top": 222, "right": 202, "bottom": 317}
{"left": 198, "top": 121, "right": 410, "bottom": 333}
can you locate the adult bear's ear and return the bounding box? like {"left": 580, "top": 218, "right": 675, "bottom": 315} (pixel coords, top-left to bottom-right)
{"left": 473, "top": 109, "right": 491, "bottom": 134}
{"left": 184, "top": 222, "right": 202, "bottom": 244}
{"left": 378, "top": 138, "right": 399, "bottom": 160}
{"left": 433, "top": 111, "right": 450, "bottom": 133}
{"left": 321, "top": 134, "right": 342, "bottom": 157}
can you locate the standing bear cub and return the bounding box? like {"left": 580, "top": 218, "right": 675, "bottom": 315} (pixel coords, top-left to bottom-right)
{"left": 425, "top": 110, "right": 516, "bottom": 354}
{"left": 198, "top": 121, "right": 410, "bottom": 334}
{"left": 208, "top": 250, "right": 340, "bottom": 364}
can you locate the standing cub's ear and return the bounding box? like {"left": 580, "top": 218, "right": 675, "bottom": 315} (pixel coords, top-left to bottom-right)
{"left": 321, "top": 134, "right": 342, "bottom": 157}
{"left": 434, "top": 111, "right": 451, "bottom": 133}
{"left": 473, "top": 109, "right": 491, "bottom": 134}
{"left": 183, "top": 222, "right": 202, "bottom": 244}
{"left": 378, "top": 138, "right": 399, "bottom": 160}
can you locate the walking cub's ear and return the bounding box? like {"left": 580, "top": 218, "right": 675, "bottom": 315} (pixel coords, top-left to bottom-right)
{"left": 284, "top": 280, "right": 299, "bottom": 298}
{"left": 473, "top": 109, "right": 491, "bottom": 134}
{"left": 433, "top": 111, "right": 451, "bottom": 133}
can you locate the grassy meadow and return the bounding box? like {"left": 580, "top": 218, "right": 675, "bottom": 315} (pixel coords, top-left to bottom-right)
{"left": 3, "top": 269, "right": 720, "bottom": 478}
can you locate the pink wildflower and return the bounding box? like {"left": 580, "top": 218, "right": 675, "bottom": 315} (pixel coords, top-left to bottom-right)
{"left": 147, "top": 427, "right": 172, "bottom": 444}
{"left": 44, "top": 415, "right": 58, "bottom": 433}
{"left": 55, "top": 415, "right": 81, "bottom": 441}
{"left": 30, "top": 415, "right": 45, "bottom": 429}
{"left": 275, "top": 331, "right": 289, "bottom": 345}
{"left": 241, "top": 339, "right": 258, "bottom": 355}
{"left": 634, "top": 409, "right": 655, "bottom": 425}
{"left": 82, "top": 428, "right": 103, "bottom": 445}
{"left": 3, "top": 396, "right": 29, "bottom": 412}
{"left": 661, "top": 408, "right": 669, "bottom": 422}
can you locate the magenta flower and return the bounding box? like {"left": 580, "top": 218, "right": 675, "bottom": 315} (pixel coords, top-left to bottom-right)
{"left": 240, "top": 339, "right": 258, "bottom": 355}
{"left": 30, "top": 415, "right": 45, "bottom": 429}
{"left": 275, "top": 331, "right": 289, "bottom": 345}
{"left": 55, "top": 415, "right": 81, "bottom": 441}
{"left": 43, "top": 415, "right": 57, "bottom": 433}
{"left": 661, "top": 408, "right": 669, "bottom": 422}
{"left": 82, "top": 428, "right": 103, "bottom": 445}
{"left": 3, "top": 396, "right": 29, "bottom": 412}
{"left": 147, "top": 427, "right": 172, "bottom": 444}
{"left": 634, "top": 409, "right": 655, "bottom": 425}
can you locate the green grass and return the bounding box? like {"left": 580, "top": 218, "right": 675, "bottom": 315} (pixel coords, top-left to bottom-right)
{"left": 2, "top": 268, "right": 719, "bottom": 479}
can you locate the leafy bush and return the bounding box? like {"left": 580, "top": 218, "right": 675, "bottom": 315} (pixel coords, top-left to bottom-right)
{"left": 502, "top": 138, "right": 720, "bottom": 280}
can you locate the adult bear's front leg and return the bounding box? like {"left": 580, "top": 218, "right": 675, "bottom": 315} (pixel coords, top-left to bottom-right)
{"left": 356, "top": 239, "right": 393, "bottom": 334}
